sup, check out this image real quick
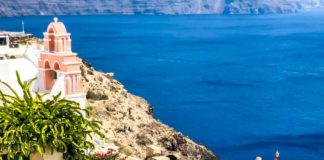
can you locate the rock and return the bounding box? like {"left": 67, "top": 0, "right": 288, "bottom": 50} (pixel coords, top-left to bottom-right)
{"left": 147, "top": 104, "right": 154, "bottom": 117}
{"left": 149, "top": 156, "right": 170, "bottom": 160}
{"left": 125, "top": 156, "right": 141, "bottom": 160}
{"left": 104, "top": 72, "right": 114, "bottom": 79}
{"left": 167, "top": 153, "right": 181, "bottom": 160}
{"left": 136, "top": 134, "right": 152, "bottom": 146}
{"left": 146, "top": 145, "right": 162, "bottom": 157}
{"left": 86, "top": 90, "right": 108, "bottom": 100}
{"left": 159, "top": 137, "right": 177, "bottom": 151}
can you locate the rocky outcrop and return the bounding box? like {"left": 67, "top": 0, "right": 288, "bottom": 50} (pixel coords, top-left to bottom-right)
{"left": 0, "top": 0, "right": 323, "bottom": 17}
{"left": 81, "top": 60, "right": 219, "bottom": 160}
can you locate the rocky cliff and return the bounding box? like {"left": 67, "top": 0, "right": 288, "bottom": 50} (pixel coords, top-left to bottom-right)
{"left": 225, "top": 0, "right": 322, "bottom": 14}
{"left": 0, "top": 0, "right": 322, "bottom": 17}
{"left": 81, "top": 60, "right": 219, "bottom": 160}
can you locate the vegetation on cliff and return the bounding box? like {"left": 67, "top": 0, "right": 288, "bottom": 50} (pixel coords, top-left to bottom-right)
{"left": 81, "top": 60, "right": 219, "bottom": 159}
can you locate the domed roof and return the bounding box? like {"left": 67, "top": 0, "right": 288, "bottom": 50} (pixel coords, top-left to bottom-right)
{"left": 46, "top": 17, "right": 67, "bottom": 34}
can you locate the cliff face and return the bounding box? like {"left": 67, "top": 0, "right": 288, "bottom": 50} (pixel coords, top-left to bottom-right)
{"left": 0, "top": 0, "right": 322, "bottom": 17}
{"left": 225, "top": 0, "right": 323, "bottom": 14}
{"left": 81, "top": 60, "right": 219, "bottom": 160}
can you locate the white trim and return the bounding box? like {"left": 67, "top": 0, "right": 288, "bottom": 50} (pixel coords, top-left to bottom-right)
{"left": 44, "top": 33, "right": 55, "bottom": 36}
{"left": 64, "top": 71, "right": 82, "bottom": 74}
{"left": 55, "top": 70, "right": 81, "bottom": 75}
{"left": 58, "top": 51, "right": 67, "bottom": 54}
{"left": 39, "top": 52, "right": 77, "bottom": 56}
{"left": 44, "top": 33, "right": 71, "bottom": 37}
{"left": 55, "top": 71, "right": 65, "bottom": 74}
{"left": 43, "top": 32, "right": 53, "bottom": 36}
{"left": 62, "top": 61, "right": 81, "bottom": 65}
{"left": 43, "top": 38, "right": 50, "bottom": 42}
{"left": 57, "top": 33, "right": 71, "bottom": 36}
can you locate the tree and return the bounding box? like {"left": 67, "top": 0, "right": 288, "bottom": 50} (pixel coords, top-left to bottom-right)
{"left": 0, "top": 71, "right": 104, "bottom": 159}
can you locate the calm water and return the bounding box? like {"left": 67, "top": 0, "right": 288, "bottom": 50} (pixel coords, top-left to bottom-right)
{"left": 1, "top": 11, "right": 324, "bottom": 159}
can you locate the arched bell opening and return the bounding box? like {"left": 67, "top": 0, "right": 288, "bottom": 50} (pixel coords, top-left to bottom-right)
{"left": 48, "top": 28, "right": 55, "bottom": 52}
{"left": 44, "top": 61, "right": 60, "bottom": 91}
{"left": 52, "top": 62, "right": 60, "bottom": 80}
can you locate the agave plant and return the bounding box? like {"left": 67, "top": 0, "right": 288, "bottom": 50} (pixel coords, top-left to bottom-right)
{"left": 0, "top": 71, "right": 104, "bottom": 159}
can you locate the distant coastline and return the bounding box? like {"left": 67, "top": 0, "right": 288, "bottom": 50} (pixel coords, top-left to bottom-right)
{"left": 0, "top": 0, "right": 323, "bottom": 17}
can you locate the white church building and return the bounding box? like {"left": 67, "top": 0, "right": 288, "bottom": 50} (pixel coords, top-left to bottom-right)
{"left": 0, "top": 18, "right": 86, "bottom": 109}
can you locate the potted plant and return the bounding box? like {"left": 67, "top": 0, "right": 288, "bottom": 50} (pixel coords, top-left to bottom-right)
{"left": 0, "top": 72, "right": 104, "bottom": 160}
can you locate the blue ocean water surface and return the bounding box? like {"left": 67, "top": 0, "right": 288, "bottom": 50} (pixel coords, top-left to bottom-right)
{"left": 1, "top": 11, "right": 324, "bottom": 159}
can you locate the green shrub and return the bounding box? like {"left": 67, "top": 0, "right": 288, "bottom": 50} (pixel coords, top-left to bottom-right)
{"left": 0, "top": 71, "right": 104, "bottom": 159}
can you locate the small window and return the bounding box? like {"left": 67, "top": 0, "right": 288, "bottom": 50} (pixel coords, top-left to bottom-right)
{"left": 0, "top": 37, "right": 7, "bottom": 46}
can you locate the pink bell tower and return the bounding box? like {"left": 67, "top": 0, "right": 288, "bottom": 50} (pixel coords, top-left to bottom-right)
{"left": 38, "top": 17, "right": 85, "bottom": 108}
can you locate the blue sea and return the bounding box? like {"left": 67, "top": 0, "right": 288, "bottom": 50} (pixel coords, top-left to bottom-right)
{"left": 1, "top": 10, "right": 324, "bottom": 159}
